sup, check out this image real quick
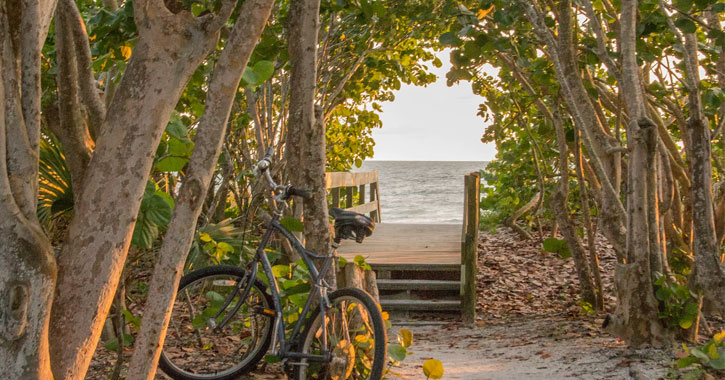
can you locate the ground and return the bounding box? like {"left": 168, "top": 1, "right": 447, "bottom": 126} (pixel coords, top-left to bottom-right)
{"left": 86, "top": 228, "right": 723, "bottom": 380}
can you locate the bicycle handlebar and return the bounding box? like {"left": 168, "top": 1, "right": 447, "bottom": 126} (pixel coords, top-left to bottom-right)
{"left": 255, "top": 149, "right": 313, "bottom": 201}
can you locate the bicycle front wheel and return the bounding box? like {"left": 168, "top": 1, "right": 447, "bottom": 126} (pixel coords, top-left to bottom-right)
{"left": 294, "top": 287, "right": 387, "bottom": 380}
{"left": 159, "top": 265, "right": 273, "bottom": 380}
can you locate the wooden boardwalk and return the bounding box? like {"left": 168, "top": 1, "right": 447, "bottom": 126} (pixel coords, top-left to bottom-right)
{"left": 326, "top": 170, "right": 480, "bottom": 321}
{"left": 337, "top": 223, "right": 461, "bottom": 265}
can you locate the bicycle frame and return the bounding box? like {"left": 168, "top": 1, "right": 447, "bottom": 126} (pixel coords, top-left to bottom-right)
{"left": 218, "top": 206, "right": 337, "bottom": 364}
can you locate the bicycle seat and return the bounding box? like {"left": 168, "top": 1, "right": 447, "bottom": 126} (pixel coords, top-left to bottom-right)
{"left": 329, "top": 207, "right": 375, "bottom": 243}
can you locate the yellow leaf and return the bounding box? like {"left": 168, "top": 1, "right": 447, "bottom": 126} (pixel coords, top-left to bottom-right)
{"left": 399, "top": 328, "right": 413, "bottom": 348}
{"left": 340, "top": 33, "right": 345, "bottom": 40}
{"left": 199, "top": 232, "right": 212, "bottom": 242}
{"left": 423, "top": 358, "right": 444, "bottom": 379}
{"left": 120, "top": 46, "right": 132, "bottom": 60}
{"left": 477, "top": 6, "right": 494, "bottom": 20}
{"left": 714, "top": 331, "right": 725, "bottom": 342}
{"left": 381, "top": 311, "right": 389, "bottom": 321}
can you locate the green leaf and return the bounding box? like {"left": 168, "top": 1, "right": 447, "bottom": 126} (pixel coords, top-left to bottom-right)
{"left": 121, "top": 309, "right": 141, "bottom": 331}
{"left": 242, "top": 67, "right": 260, "bottom": 84}
{"left": 104, "top": 337, "right": 119, "bottom": 351}
{"left": 439, "top": 32, "right": 460, "bottom": 46}
{"left": 191, "top": 3, "right": 204, "bottom": 16}
{"left": 677, "top": 356, "right": 698, "bottom": 368}
{"left": 280, "top": 217, "right": 304, "bottom": 232}
{"left": 388, "top": 344, "right": 408, "bottom": 361}
{"left": 253, "top": 61, "right": 275, "bottom": 83}
{"left": 156, "top": 157, "right": 189, "bottom": 172}
{"left": 205, "top": 291, "right": 225, "bottom": 306}
{"left": 272, "top": 264, "right": 291, "bottom": 278}
{"left": 191, "top": 314, "right": 208, "bottom": 329}
{"left": 674, "top": 18, "right": 697, "bottom": 34}
{"left": 166, "top": 119, "right": 187, "bottom": 139}
{"left": 709, "top": 352, "right": 725, "bottom": 369}
{"left": 145, "top": 195, "right": 172, "bottom": 226}
{"left": 684, "top": 302, "right": 699, "bottom": 316}
{"left": 691, "top": 347, "right": 710, "bottom": 361}
{"left": 423, "top": 358, "right": 444, "bottom": 379}
{"left": 217, "top": 242, "right": 234, "bottom": 253}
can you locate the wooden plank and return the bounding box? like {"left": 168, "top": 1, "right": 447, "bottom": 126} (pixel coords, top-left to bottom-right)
{"left": 344, "top": 201, "right": 379, "bottom": 215}
{"left": 377, "top": 279, "right": 460, "bottom": 291}
{"left": 380, "top": 299, "right": 461, "bottom": 311}
{"left": 370, "top": 263, "right": 460, "bottom": 272}
{"left": 461, "top": 172, "right": 480, "bottom": 325}
{"left": 326, "top": 171, "right": 378, "bottom": 188}
{"left": 338, "top": 223, "right": 461, "bottom": 264}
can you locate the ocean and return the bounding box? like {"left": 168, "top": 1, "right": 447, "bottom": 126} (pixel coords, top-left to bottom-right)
{"left": 355, "top": 161, "right": 487, "bottom": 224}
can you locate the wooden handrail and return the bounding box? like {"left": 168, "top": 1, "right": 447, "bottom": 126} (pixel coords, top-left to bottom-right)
{"left": 325, "top": 171, "right": 381, "bottom": 222}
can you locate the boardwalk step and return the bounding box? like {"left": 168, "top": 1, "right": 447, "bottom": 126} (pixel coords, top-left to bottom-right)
{"left": 371, "top": 263, "right": 460, "bottom": 272}
{"left": 380, "top": 299, "right": 461, "bottom": 311}
{"left": 377, "top": 279, "right": 460, "bottom": 291}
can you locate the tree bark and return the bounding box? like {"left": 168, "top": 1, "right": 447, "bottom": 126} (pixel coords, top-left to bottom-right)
{"left": 0, "top": 0, "right": 59, "bottom": 378}
{"left": 53, "top": 0, "right": 95, "bottom": 196}
{"left": 285, "top": 0, "right": 331, "bottom": 273}
{"left": 608, "top": 0, "right": 667, "bottom": 345}
{"left": 124, "top": 1, "right": 275, "bottom": 378}
{"left": 48, "top": 2, "right": 236, "bottom": 377}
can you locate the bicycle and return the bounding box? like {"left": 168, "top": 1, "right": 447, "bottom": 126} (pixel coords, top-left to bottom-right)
{"left": 159, "top": 149, "right": 386, "bottom": 380}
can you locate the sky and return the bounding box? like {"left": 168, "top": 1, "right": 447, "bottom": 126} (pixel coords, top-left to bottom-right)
{"left": 370, "top": 52, "right": 498, "bottom": 162}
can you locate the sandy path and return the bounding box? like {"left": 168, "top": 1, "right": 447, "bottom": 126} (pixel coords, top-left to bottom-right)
{"left": 388, "top": 318, "right": 672, "bottom": 380}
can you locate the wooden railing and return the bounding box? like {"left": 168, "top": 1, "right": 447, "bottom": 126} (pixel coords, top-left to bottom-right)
{"left": 461, "top": 171, "right": 480, "bottom": 325}
{"left": 325, "top": 171, "right": 381, "bottom": 222}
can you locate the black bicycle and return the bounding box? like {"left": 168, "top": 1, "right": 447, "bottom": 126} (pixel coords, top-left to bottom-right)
{"left": 159, "top": 150, "right": 386, "bottom": 380}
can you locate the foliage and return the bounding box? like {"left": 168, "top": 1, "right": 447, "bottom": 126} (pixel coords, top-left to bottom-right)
{"left": 542, "top": 237, "right": 571, "bottom": 259}
{"left": 187, "top": 219, "right": 254, "bottom": 270}
{"left": 678, "top": 332, "right": 725, "bottom": 372}
{"left": 37, "top": 136, "right": 74, "bottom": 226}
{"left": 131, "top": 182, "right": 173, "bottom": 249}
{"left": 423, "top": 358, "right": 445, "bottom": 379}
{"left": 654, "top": 273, "right": 700, "bottom": 331}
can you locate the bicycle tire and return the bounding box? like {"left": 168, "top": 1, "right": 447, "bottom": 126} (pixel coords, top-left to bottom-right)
{"left": 292, "top": 287, "right": 387, "bottom": 380}
{"left": 159, "top": 265, "right": 273, "bottom": 380}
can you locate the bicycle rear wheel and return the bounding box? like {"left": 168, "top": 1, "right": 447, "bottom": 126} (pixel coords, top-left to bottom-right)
{"left": 293, "top": 287, "right": 387, "bottom": 380}
{"left": 159, "top": 265, "right": 273, "bottom": 380}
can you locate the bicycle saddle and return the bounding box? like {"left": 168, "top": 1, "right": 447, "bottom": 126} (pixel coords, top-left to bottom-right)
{"left": 329, "top": 207, "right": 375, "bottom": 243}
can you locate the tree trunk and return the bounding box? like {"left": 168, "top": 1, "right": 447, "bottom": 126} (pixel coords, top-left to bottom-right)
{"left": 0, "top": 0, "right": 58, "bottom": 377}
{"left": 285, "top": 0, "right": 331, "bottom": 278}
{"left": 124, "top": 2, "right": 275, "bottom": 378}
{"left": 608, "top": 1, "right": 667, "bottom": 345}
{"left": 48, "top": 3, "right": 234, "bottom": 377}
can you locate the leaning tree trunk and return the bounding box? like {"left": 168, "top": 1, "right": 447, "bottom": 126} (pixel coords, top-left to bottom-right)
{"left": 0, "top": 0, "right": 58, "bottom": 377}
{"left": 48, "top": 2, "right": 236, "bottom": 378}
{"left": 285, "top": 0, "right": 331, "bottom": 278}
{"left": 124, "top": 1, "right": 275, "bottom": 378}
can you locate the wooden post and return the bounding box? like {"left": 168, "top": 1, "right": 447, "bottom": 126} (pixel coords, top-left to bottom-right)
{"left": 370, "top": 182, "right": 378, "bottom": 222}
{"left": 461, "top": 172, "right": 480, "bottom": 325}
{"left": 331, "top": 187, "right": 340, "bottom": 208}
{"left": 346, "top": 186, "right": 354, "bottom": 208}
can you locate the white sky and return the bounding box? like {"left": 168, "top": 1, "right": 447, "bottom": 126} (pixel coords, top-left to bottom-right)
{"left": 370, "top": 51, "right": 498, "bottom": 161}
